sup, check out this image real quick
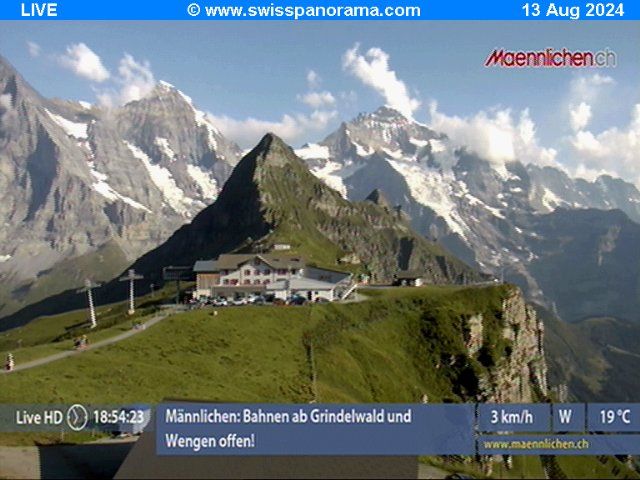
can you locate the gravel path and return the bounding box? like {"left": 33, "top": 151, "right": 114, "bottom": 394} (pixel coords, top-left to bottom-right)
{"left": 1, "top": 311, "right": 172, "bottom": 375}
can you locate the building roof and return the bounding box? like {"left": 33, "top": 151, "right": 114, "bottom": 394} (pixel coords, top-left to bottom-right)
{"left": 193, "top": 260, "right": 218, "bottom": 273}
{"left": 194, "top": 254, "right": 305, "bottom": 272}
{"left": 265, "top": 278, "right": 338, "bottom": 291}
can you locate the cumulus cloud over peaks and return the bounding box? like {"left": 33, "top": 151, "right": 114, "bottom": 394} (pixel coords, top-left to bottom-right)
{"left": 428, "top": 101, "right": 558, "bottom": 169}
{"left": 306, "top": 70, "right": 321, "bottom": 90}
{"left": 58, "top": 43, "right": 110, "bottom": 83}
{"left": 569, "top": 103, "right": 640, "bottom": 185}
{"left": 570, "top": 102, "right": 592, "bottom": 132}
{"left": 95, "top": 54, "right": 157, "bottom": 107}
{"left": 26, "top": 41, "right": 41, "bottom": 58}
{"left": 209, "top": 110, "right": 337, "bottom": 148}
{"left": 298, "top": 91, "right": 336, "bottom": 109}
{"left": 342, "top": 44, "right": 420, "bottom": 118}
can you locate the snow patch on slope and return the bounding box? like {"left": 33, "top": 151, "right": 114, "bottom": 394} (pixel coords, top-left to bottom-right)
{"left": 89, "top": 163, "right": 151, "bottom": 213}
{"left": 386, "top": 158, "right": 470, "bottom": 240}
{"left": 309, "top": 160, "right": 365, "bottom": 199}
{"left": 125, "top": 141, "right": 194, "bottom": 216}
{"left": 541, "top": 188, "right": 563, "bottom": 211}
{"left": 0, "top": 255, "right": 11, "bottom": 263}
{"left": 45, "top": 109, "right": 88, "bottom": 139}
{"left": 187, "top": 164, "right": 218, "bottom": 200}
{"left": 155, "top": 137, "right": 176, "bottom": 159}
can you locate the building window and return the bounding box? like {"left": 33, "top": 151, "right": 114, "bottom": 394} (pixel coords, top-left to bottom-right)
{"left": 264, "top": 269, "right": 271, "bottom": 275}
{"left": 254, "top": 279, "right": 261, "bottom": 285}
{"left": 244, "top": 279, "right": 251, "bottom": 285}
{"left": 231, "top": 279, "right": 238, "bottom": 285}
{"left": 263, "top": 279, "right": 270, "bottom": 285}
{"left": 223, "top": 279, "right": 229, "bottom": 285}
{"left": 254, "top": 270, "right": 260, "bottom": 276}
{"left": 277, "top": 278, "right": 286, "bottom": 282}
{"left": 244, "top": 269, "right": 251, "bottom": 275}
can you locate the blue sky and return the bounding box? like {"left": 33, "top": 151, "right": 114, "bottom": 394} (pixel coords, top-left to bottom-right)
{"left": 1, "top": 21, "right": 639, "bottom": 182}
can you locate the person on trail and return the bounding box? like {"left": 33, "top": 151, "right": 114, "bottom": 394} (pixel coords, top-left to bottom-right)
{"left": 5, "top": 353, "right": 14, "bottom": 371}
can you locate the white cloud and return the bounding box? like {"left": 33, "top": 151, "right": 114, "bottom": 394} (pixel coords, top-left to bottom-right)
{"left": 428, "top": 101, "right": 558, "bottom": 168}
{"left": 26, "top": 41, "right": 41, "bottom": 58}
{"left": 566, "top": 73, "right": 614, "bottom": 133}
{"left": 58, "top": 43, "right": 110, "bottom": 83}
{"left": 95, "top": 54, "right": 157, "bottom": 107}
{"left": 342, "top": 44, "right": 420, "bottom": 118}
{"left": 569, "top": 73, "right": 615, "bottom": 103}
{"left": 570, "top": 102, "right": 592, "bottom": 132}
{"left": 568, "top": 103, "right": 640, "bottom": 186}
{"left": 307, "top": 70, "right": 321, "bottom": 90}
{"left": 298, "top": 91, "right": 336, "bottom": 109}
{"left": 115, "top": 54, "right": 156, "bottom": 104}
{"left": 209, "top": 109, "right": 337, "bottom": 148}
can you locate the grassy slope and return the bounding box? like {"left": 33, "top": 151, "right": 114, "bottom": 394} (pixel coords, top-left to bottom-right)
{"left": 0, "top": 286, "right": 637, "bottom": 479}
{"left": 0, "top": 284, "right": 180, "bottom": 366}
{"left": 0, "top": 285, "right": 508, "bottom": 404}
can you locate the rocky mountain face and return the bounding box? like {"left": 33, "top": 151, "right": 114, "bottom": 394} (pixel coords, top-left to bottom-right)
{"left": 298, "top": 106, "right": 640, "bottom": 323}
{"left": 482, "top": 288, "right": 547, "bottom": 403}
{"left": 0, "top": 56, "right": 241, "bottom": 318}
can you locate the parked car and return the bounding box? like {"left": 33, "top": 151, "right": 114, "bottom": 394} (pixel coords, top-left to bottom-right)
{"left": 232, "top": 297, "right": 248, "bottom": 306}
{"left": 287, "top": 295, "right": 308, "bottom": 306}
{"left": 213, "top": 297, "right": 228, "bottom": 307}
{"left": 250, "top": 295, "right": 267, "bottom": 305}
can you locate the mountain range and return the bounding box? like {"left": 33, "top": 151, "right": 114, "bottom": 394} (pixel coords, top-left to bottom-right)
{"left": 2, "top": 55, "right": 640, "bottom": 330}
{"left": 297, "top": 106, "right": 640, "bottom": 323}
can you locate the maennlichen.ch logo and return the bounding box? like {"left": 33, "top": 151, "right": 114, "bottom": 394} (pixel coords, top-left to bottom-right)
{"left": 485, "top": 47, "right": 617, "bottom": 68}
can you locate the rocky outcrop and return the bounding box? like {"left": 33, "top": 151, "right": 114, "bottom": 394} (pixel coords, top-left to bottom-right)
{"left": 480, "top": 288, "right": 547, "bottom": 403}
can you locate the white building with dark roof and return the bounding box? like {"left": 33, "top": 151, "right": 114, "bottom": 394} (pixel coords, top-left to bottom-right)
{"left": 193, "top": 253, "right": 352, "bottom": 301}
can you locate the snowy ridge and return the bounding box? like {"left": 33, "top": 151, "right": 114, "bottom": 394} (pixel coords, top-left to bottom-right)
{"left": 157, "top": 80, "right": 220, "bottom": 151}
